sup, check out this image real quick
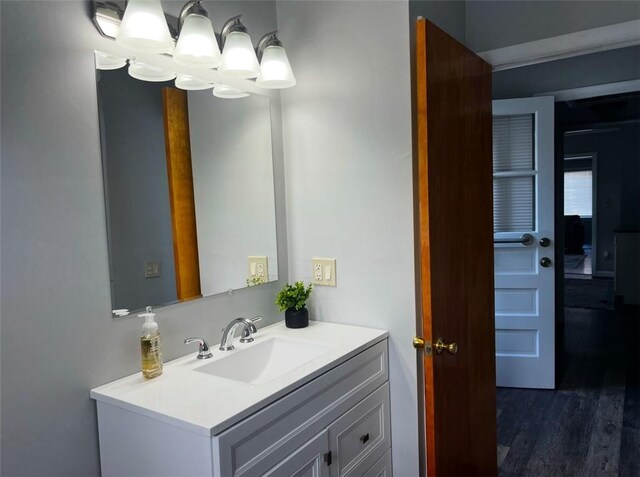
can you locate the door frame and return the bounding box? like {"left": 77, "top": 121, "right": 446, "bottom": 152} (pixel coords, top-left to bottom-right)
{"left": 563, "top": 152, "right": 598, "bottom": 275}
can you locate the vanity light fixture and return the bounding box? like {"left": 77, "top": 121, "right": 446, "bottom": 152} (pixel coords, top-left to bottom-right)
{"left": 218, "top": 15, "right": 260, "bottom": 79}
{"left": 175, "top": 74, "right": 214, "bottom": 91}
{"left": 128, "top": 60, "right": 176, "bottom": 82}
{"left": 212, "top": 83, "right": 249, "bottom": 99}
{"left": 116, "top": 0, "right": 175, "bottom": 54}
{"left": 95, "top": 51, "right": 127, "bottom": 70}
{"left": 93, "top": 2, "right": 124, "bottom": 38}
{"left": 174, "top": 1, "right": 221, "bottom": 68}
{"left": 92, "top": 1, "right": 297, "bottom": 91}
{"left": 255, "top": 32, "right": 296, "bottom": 89}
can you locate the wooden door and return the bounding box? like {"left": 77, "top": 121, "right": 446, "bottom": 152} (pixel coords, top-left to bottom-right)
{"left": 162, "top": 88, "right": 202, "bottom": 302}
{"left": 414, "top": 19, "right": 497, "bottom": 476}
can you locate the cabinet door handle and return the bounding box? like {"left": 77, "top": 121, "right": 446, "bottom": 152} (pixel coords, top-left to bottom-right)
{"left": 360, "top": 433, "right": 370, "bottom": 444}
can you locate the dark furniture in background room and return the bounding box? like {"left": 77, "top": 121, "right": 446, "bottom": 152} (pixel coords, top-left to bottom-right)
{"left": 565, "top": 215, "right": 585, "bottom": 255}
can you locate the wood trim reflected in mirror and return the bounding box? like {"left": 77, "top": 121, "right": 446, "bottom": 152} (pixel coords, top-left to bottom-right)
{"left": 162, "top": 88, "right": 202, "bottom": 302}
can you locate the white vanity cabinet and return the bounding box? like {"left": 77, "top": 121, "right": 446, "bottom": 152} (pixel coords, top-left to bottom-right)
{"left": 93, "top": 325, "right": 391, "bottom": 477}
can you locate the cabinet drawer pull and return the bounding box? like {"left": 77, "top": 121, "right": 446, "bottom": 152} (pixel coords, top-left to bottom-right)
{"left": 360, "top": 433, "right": 370, "bottom": 444}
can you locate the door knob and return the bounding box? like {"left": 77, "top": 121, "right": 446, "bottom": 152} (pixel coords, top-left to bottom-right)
{"left": 540, "top": 257, "right": 552, "bottom": 267}
{"left": 540, "top": 237, "right": 551, "bottom": 247}
{"left": 434, "top": 337, "right": 458, "bottom": 355}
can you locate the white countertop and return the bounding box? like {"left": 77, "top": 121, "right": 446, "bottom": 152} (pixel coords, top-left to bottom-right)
{"left": 90, "top": 320, "right": 388, "bottom": 436}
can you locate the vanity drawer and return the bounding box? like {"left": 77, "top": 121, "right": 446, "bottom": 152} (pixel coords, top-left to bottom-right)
{"left": 213, "top": 339, "right": 388, "bottom": 477}
{"left": 361, "top": 449, "right": 392, "bottom": 477}
{"left": 330, "top": 382, "right": 391, "bottom": 477}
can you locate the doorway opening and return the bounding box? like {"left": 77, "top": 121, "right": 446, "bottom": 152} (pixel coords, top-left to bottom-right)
{"left": 496, "top": 91, "right": 640, "bottom": 476}
{"left": 563, "top": 153, "right": 595, "bottom": 278}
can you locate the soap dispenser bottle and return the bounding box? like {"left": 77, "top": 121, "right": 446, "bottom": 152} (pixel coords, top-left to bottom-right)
{"left": 139, "top": 306, "right": 163, "bottom": 379}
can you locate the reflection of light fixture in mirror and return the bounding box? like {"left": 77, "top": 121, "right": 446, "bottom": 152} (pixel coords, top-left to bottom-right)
{"left": 175, "top": 74, "right": 213, "bottom": 90}
{"left": 116, "top": 0, "right": 175, "bottom": 54}
{"left": 94, "top": 51, "right": 127, "bottom": 70}
{"left": 174, "top": 1, "right": 221, "bottom": 68}
{"left": 212, "top": 83, "right": 249, "bottom": 99}
{"left": 219, "top": 16, "right": 260, "bottom": 79}
{"left": 128, "top": 60, "right": 176, "bottom": 82}
{"left": 256, "top": 32, "right": 296, "bottom": 89}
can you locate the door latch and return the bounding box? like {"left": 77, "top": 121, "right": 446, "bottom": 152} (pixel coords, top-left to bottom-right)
{"left": 413, "top": 337, "right": 433, "bottom": 357}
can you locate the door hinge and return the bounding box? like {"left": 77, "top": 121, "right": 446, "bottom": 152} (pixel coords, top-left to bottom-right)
{"left": 324, "top": 451, "right": 332, "bottom": 466}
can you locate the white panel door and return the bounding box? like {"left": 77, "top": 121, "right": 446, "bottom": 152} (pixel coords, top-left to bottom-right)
{"left": 263, "top": 430, "right": 330, "bottom": 477}
{"left": 493, "top": 96, "right": 555, "bottom": 389}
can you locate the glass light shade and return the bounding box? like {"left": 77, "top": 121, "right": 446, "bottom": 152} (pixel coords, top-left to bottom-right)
{"left": 128, "top": 61, "right": 176, "bottom": 82}
{"left": 116, "top": 0, "right": 174, "bottom": 54}
{"left": 219, "top": 31, "right": 260, "bottom": 79}
{"left": 174, "top": 14, "right": 221, "bottom": 68}
{"left": 94, "top": 51, "right": 127, "bottom": 70}
{"left": 175, "top": 74, "right": 213, "bottom": 90}
{"left": 212, "top": 83, "right": 249, "bottom": 99}
{"left": 256, "top": 46, "right": 296, "bottom": 89}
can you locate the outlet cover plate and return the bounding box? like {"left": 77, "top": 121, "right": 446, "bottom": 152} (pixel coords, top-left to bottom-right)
{"left": 248, "top": 256, "right": 269, "bottom": 284}
{"left": 311, "top": 258, "right": 336, "bottom": 286}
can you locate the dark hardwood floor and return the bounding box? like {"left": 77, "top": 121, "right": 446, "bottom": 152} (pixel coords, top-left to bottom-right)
{"left": 497, "top": 306, "right": 639, "bottom": 476}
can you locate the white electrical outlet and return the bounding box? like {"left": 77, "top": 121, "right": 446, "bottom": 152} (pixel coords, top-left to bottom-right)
{"left": 248, "top": 256, "right": 269, "bottom": 284}
{"left": 311, "top": 258, "right": 336, "bottom": 286}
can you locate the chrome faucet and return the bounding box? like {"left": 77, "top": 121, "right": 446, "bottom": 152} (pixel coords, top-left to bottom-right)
{"left": 219, "top": 316, "right": 262, "bottom": 351}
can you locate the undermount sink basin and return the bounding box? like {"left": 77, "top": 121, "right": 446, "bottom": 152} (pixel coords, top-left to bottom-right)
{"left": 195, "top": 336, "right": 331, "bottom": 385}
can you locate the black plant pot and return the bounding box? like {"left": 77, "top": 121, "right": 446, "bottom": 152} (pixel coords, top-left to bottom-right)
{"left": 285, "top": 307, "right": 309, "bottom": 329}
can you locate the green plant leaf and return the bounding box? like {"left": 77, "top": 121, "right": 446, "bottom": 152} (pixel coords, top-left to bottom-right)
{"left": 275, "top": 281, "right": 313, "bottom": 311}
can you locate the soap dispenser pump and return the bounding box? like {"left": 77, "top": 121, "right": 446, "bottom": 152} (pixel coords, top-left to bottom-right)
{"left": 139, "top": 306, "right": 163, "bottom": 380}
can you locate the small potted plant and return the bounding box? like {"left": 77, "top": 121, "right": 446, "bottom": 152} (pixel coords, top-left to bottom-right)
{"left": 275, "top": 281, "right": 313, "bottom": 328}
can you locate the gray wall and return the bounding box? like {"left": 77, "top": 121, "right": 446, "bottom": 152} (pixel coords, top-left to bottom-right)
{"left": 564, "top": 124, "right": 640, "bottom": 273}
{"left": 0, "top": 1, "right": 287, "bottom": 476}
{"left": 98, "top": 68, "right": 177, "bottom": 311}
{"left": 188, "top": 92, "right": 278, "bottom": 294}
{"left": 276, "top": 1, "right": 419, "bottom": 475}
{"left": 465, "top": 0, "right": 640, "bottom": 52}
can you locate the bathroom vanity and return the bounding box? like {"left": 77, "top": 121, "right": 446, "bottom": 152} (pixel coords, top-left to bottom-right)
{"left": 91, "top": 321, "right": 391, "bottom": 476}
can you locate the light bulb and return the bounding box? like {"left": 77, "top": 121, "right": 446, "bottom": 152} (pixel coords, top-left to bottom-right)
{"left": 116, "top": 0, "right": 174, "bottom": 54}
{"left": 174, "top": 14, "right": 221, "bottom": 68}
{"left": 256, "top": 46, "right": 296, "bottom": 89}
{"left": 219, "top": 31, "right": 259, "bottom": 79}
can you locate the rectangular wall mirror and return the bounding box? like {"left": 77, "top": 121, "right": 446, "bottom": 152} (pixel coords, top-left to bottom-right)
{"left": 96, "top": 64, "right": 278, "bottom": 316}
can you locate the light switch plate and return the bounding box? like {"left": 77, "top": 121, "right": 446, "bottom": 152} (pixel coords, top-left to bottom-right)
{"left": 144, "top": 261, "right": 160, "bottom": 278}
{"left": 248, "top": 256, "right": 269, "bottom": 284}
{"left": 311, "top": 258, "right": 336, "bottom": 286}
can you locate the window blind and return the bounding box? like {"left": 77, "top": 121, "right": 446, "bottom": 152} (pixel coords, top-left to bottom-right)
{"left": 493, "top": 114, "right": 535, "bottom": 232}
{"left": 564, "top": 170, "right": 592, "bottom": 216}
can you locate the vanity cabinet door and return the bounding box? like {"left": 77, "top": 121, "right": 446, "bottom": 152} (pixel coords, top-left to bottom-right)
{"left": 263, "top": 430, "right": 330, "bottom": 477}
{"left": 329, "top": 383, "right": 391, "bottom": 477}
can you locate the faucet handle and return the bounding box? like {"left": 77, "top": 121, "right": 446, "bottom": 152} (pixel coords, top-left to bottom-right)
{"left": 184, "top": 337, "right": 213, "bottom": 359}
{"left": 239, "top": 316, "right": 261, "bottom": 343}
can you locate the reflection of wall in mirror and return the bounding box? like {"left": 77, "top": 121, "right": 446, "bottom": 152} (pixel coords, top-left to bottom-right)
{"left": 97, "top": 69, "right": 177, "bottom": 310}
{"left": 188, "top": 92, "right": 278, "bottom": 296}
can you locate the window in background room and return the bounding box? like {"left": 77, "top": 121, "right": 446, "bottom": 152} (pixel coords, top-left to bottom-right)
{"left": 564, "top": 170, "right": 593, "bottom": 217}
